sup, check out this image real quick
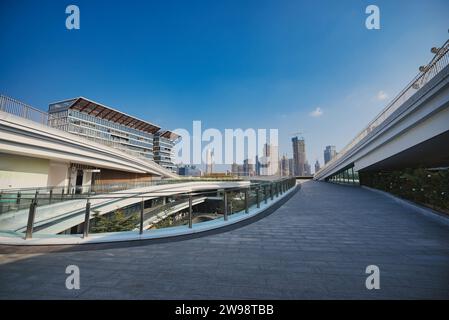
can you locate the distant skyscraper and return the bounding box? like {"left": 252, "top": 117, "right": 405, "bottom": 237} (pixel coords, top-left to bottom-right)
{"left": 314, "top": 160, "right": 321, "bottom": 174}
{"left": 280, "top": 155, "right": 290, "bottom": 176}
{"left": 304, "top": 161, "right": 311, "bottom": 176}
{"left": 292, "top": 137, "right": 306, "bottom": 176}
{"left": 231, "top": 163, "right": 239, "bottom": 175}
{"left": 255, "top": 155, "right": 261, "bottom": 176}
{"left": 288, "top": 158, "right": 294, "bottom": 176}
{"left": 324, "top": 145, "right": 337, "bottom": 164}
{"left": 205, "top": 149, "right": 214, "bottom": 174}
{"left": 231, "top": 162, "right": 245, "bottom": 176}
{"left": 259, "top": 143, "right": 279, "bottom": 176}
{"left": 178, "top": 165, "right": 201, "bottom": 177}
{"left": 243, "top": 159, "right": 255, "bottom": 176}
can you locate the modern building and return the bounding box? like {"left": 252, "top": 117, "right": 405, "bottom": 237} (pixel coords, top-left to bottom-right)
{"left": 48, "top": 97, "right": 160, "bottom": 161}
{"left": 280, "top": 155, "right": 290, "bottom": 176}
{"left": 304, "top": 161, "right": 311, "bottom": 176}
{"left": 324, "top": 145, "right": 337, "bottom": 164}
{"left": 205, "top": 149, "right": 214, "bottom": 175}
{"left": 153, "top": 130, "right": 180, "bottom": 172}
{"left": 255, "top": 155, "right": 261, "bottom": 176}
{"left": 178, "top": 165, "right": 201, "bottom": 177}
{"left": 0, "top": 95, "right": 178, "bottom": 191}
{"left": 314, "top": 160, "right": 321, "bottom": 174}
{"left": 243, "top": 159, "right": 255, "bottom": 177}
{"left": 48, "top": 97, "right": 180, "bottom": 174}
{"left": 231, "top": 163, "right": 239, "bottom": 175}
{"left": 288, "top": 158, "right": 295, "bottom": 176}
{"left": 259, "top": 143, "right": 279, "bottom": 176}
{"left": 292, "top": 136, "right": 306, "bottom": 176}
{"left": 231, "top": 162, "right": 245, "bottom": 176}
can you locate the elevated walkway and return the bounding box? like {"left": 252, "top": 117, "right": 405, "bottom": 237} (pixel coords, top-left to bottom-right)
{"left": 1, "top": 181, "right": 448, "bottom": 299}
{"left": 315, "top": 40, "right": 449, "bottom": 180}
{"left": 0, "top": 181, "right": 250, "bottom": 234}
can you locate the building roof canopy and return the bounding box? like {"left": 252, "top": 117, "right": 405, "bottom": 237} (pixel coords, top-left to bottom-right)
{"left": 68, "top": 97, "right": 161, "bottom": 134}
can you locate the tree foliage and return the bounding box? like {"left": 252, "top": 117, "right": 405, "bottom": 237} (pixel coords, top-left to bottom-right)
{"left": 90, "top": 209, "right": 139, "bottom": 233}
{"left": 360, "top": 167, "right": 449, "bottom": 213}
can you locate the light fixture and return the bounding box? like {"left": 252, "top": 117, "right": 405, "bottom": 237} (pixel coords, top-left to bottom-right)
{"left": 431, "top": 47, "right": 441, "bottom": 54}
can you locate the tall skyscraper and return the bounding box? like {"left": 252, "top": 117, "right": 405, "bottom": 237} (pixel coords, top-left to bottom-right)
{"left": 243, "top": 159, "right": 255, "bottom": 176}
{"left": 324, "top": 145, "right": 337, "bottom": 164}
{"left": 288, "top": 158, "right": 294, "bottom": 176}
{"left": 255, "top": 155, "right": 261, "bottom": 176}
{"left": 231, "top": 162, "right": 239, "bottom": 175}
{"left": 304, "top": 161, "right": 311, "bottom": 176}
{"left": 259, "top": 143, "right": 279, "bottom": 176}
{"left": 280, "top": 155, "right": 290, "bottom": 176}
{"left": 292, "top": 136, "right": 306, "bottom": 176}
{"left": 314, "top": 160, "right": 321, "bottom": 174}
{"left": 205, "top": 149, "right": 214, "bottom": 174}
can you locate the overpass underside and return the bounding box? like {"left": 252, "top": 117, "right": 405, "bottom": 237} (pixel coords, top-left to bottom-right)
{"left": 325, "top": 129, "right": 449, "bottom": 183}
{"left": 360, "top": 129, "right": 449, "bottom": 172}
{"left": 315, "top": 39, "right": 449, "bottom": 179}
{"left": 315, "top": 45, "right": 449, "bottom": 213}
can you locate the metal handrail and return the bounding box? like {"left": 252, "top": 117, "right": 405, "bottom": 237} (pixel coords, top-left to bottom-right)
{"left": 316, "top": 39, "right": 449, "bottom": 177}
{"left": 0, "top": 177, "right": 291, "bottom": 217}
{"left": 0, "top": 177, "right": 290, "bottom": 201}
{"left": 0, "top": 94, "right": 179, "bottom": 175}
{"left": 0, "top": 177, "right": 245, "bottom": 194}
{"left": 0, "top": 95, "right": 56, "bottom": 125}
{"left": 0, "top": 177, "right": 297, "bottom": 239}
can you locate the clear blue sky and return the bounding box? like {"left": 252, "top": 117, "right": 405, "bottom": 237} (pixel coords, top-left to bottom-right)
{"left": 1, "top": 0, "right": 448, "bottom": 170}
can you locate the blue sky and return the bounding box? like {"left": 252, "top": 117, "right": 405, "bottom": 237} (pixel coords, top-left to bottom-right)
{"left": 1, "top": 0, "right": 448, "bottom": 170}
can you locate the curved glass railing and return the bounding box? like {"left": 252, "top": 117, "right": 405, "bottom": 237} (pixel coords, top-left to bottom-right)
{"left": 0, "top": 178, "right": 297, "bottom": 240}
{"left": 0, "top": 177, "right": 246, "bottom": 215}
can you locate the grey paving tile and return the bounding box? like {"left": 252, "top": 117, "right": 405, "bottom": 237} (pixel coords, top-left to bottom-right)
{"left": 1, "top": 181, "right": 449, "bottom": 299}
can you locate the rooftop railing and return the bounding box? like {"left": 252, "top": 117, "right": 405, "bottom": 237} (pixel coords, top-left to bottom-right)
{"left": 0, "top": 95, "right": 55, "bottom": 125}
{"left": 0, "top": 94, "right": 177, "bottom": 175}
{"left": 316, "top": 39, "right": 449, "bottom": 177}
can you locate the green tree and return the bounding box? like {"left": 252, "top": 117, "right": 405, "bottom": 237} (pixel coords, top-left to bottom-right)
{"left": 91, "top": 209, "right": 139, "bottom": 233}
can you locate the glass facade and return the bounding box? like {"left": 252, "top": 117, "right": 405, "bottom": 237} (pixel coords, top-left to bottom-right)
{"left": 327, "top": 166, "right": 360, "bottom": 185}
{"left": 48, "top": 103, "right": 155, "bottom": 160}
{"left": 153, "top": 134, "right": 177, "bottom": 172}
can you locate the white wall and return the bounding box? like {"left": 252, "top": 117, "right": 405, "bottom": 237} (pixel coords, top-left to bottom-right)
{"left": 47, "top": 161, "right": 69, "bottom": 187}
{"left": 82, "top": 170, "right": 92, "bottom": 192}
{"left": 0, "top": 153, "right": 49, "bottom": 189}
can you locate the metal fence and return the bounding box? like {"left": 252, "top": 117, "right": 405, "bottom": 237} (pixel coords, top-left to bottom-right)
{"left": 0, "top": 95, "right": 54, "bottom": 125}
{"left": 316, "top": 39, "right": 449, "bottom": 177}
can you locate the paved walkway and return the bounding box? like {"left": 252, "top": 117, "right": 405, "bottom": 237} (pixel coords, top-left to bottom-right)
{"left": 1, "top": 181, "right": 449, "bottom": 299}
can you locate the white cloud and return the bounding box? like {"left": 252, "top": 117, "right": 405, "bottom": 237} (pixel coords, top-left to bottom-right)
{"left": 309, "top": 107, "right": 323, "bottom": 117}
{"left": 377, "top": 90, "right": 388, "bottom": 101}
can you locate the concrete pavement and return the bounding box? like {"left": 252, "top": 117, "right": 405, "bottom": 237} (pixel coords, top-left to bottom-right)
{"left": 1, "top": 181, "right": 448, "bottom": 299}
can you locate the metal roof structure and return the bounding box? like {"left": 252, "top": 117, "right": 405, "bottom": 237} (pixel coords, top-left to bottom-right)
{"left": 158, "top": 130, "right": 180, "bottom": 140}
{"left": 62, "top": 97, "right": 161, "bottom": 134}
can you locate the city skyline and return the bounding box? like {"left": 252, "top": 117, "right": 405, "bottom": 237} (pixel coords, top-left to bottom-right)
{"left": 1, "top": 1, "right": 448, "bottom": 168}
{"left": 1, "top": 0, "right": 449, "bottom": 304}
